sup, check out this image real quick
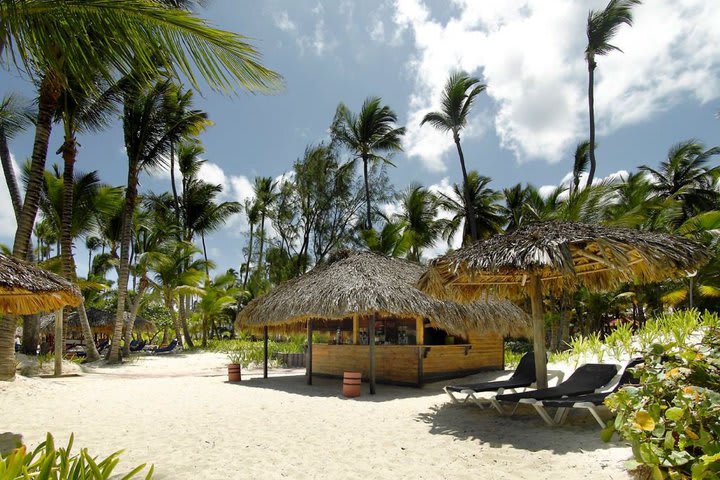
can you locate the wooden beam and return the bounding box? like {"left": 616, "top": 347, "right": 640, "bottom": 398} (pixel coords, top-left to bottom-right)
{"left": 54, "top": 309, "right": 62, "bottom": 377}
{"left": 352, "top": 314, "right": 359, "bottom": 345}
{"left": 529, "top": 274, "right": 548, "bottom": 389}
{"left": 369, "top": 313, "right": 376, "bottom": 394}
{"left": 575, "top": 249, "right": 617, "bottom": 269}
{"left": 416, "top": 317, "right": 424, "bottom": 345}
{"left": 306, "top": 319, "right": 313, "bottom": 385}
{"left": 263, "top": 326, "right": 268, "bottom": 379}
{"left": 416, "top": 346, "right": 424, "bottom": 388}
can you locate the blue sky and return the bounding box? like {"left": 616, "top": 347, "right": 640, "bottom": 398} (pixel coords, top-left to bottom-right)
{"left": 1, "top": 0, "right": 719, "bottom": 276}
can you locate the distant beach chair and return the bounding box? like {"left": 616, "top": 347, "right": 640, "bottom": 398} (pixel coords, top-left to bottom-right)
{"left": 153, "top": 339, "right": 178, "bottom": 355}
{"left": 129, "top": 339, "right": 146, "bottom": 352}
{"left": 444, "top": 351, "right": 540, "bottom": 407}
{"left": 529, "top": 358, "right": 643, "bottom": 427}
{"left": 492, "top": 363, "right": 620, "bottom": 415}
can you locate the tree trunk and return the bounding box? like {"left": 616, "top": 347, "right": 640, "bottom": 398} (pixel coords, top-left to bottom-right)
{"left": 59, "top": 132, "right": 101, "bottom": 362}
{"left": 362, "top": 155, "right": 372, "bottom": 230}
{"left": 201, "top": 314, "right": 207, "bottom": 348}
{"left": 12, "top": 73, "right": 61, "bottom": 261}
{"left": 169, "top": 141, "right": 180, "bottom": 223}
{"left": 258, "top": 212, "right": 266, "bottom": 276}
{"left": 20, "top": 315, "right": 38, "bottom": 356}
{"left": 242, "top": 223, "right": 254, "bottom": 288}
{"left": 180, "top": 295, "right": 193, "bottom": 348}
{"left": 122, "top": 280, "right": 146, "bottom": 357}
{"left": 529, "top": 274, "right": 548, "bottom": 389}
{"left": 168, "top": 297, "right": 183, "bottom": 347}
{"left": 201, "top": 231, "right": 210, "bottom": 277}
{"left": 0, "top": 314, "right": 16, "bottom": 380}
{"left": 108, "top": 161, "right": 139, "bottom": 363}
{"left": 0, "top": 133, "right": 23, "bottom": 219}
{"left": 586, "top": 60, "right": 597, "bottom": 188}
{"left": 453, "top": 134, "right": 478, "bottom": 242}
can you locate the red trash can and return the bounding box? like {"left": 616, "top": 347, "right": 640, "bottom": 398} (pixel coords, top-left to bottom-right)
{"left": 343, "top": 371, "right": 362, "bottom": 398}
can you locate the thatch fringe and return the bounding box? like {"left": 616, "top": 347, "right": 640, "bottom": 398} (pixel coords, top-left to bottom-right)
{"left": 39, "top": 308, "right": 153, "bottom": 333}
{"left": 237, "top": 250, "right": 530, "bottom": 338}
{"left": 418, "top": 221, "right": 710, "bottom": 301}
{"left": 0, "top": 254, "right": 82, "bottom": 315}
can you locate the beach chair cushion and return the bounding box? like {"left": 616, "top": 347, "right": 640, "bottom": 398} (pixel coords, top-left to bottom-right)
{"left": 445, "top": 351, "right": 538, "bottom": 393}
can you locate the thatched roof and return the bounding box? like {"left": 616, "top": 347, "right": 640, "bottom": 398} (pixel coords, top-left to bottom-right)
{"left": 418, "top": 221, "right": 710, "bottom": 301}
{"left": 237, "top": 250, "right": 530, "bottom": 338}
{"left": 0, "top": 254, "right": 82, "bottom": 315}
{"left": 40, "top": 308, "right": 153, "bottom": 333}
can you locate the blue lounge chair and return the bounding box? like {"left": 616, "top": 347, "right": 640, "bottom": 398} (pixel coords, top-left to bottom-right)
{"left": 153, "top": 339, "right": 178, "bottom": 354}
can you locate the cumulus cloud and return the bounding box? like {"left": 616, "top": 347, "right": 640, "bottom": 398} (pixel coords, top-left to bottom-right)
{"left": 273, "top": 11, "right": 297, "bottom": 33}
{"left": 0, "top": 154, "right": 19, "bottom": 240}
{"left": 273, "top": 5, "right": 337, "bottom": 56}
{"left": 393, "top": 0, "right": 720, "bottom": 171}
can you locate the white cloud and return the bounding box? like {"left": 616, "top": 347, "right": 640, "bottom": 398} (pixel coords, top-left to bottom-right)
{"left": 0, "top": 154, "right": 19, "bottom": 240}
{"left": 273, "top": 11, "right": 297, "bottom": 33}
{"left": 393, "top": 0, "right": 720, "bottom": 171}
{"left": 368, "top": 19, "right": 385, "bottom": 43}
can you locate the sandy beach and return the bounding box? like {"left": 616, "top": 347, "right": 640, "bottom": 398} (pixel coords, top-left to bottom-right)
{"left": 1, "top": 353, "right": 632, "bottom": 480}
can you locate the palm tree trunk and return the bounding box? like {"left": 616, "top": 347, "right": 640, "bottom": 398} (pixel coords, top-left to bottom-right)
{"left": 586, "top": 61, "right": 597, "bottom": 188}
{"left": 12, "top": 73, "right": 61, "bottom": 260}
{"left": 201, "top": 231, "right": 210, "bottom": 277}
{"left": 258, "top": 212, "right": 266, "bottom": 274}
{"left": 60, "top": 132, "right": 100, "bottom": 362}
{"left": 108, "top": 161, "right": 139, "bottom": 363}
{"left": 168, "top": 297, "right": 183, "bottom": 347}
{"left": 169, "top": 141, "right": 180, "bottom": 223}
{"left": 0, "top": 314, "right": 16, "bottom": 380}
{"left": 453, "top": 135, "right": 478, "bottom": 242}
{"left": 202, "top": 314, "right": 207, "bottom": 348}
{"left": 242, "top": 223, "right": 254, "bottom": 288}
{"left": 362, "top": 155, "right": 372, "bottom": 230}
{"left": 179, "top": 296, "right": 193, "bottom": 348}
{"left": 122, "top": 280, "right": 146, "bottom": 357}
{"left": 0, "top": 133, "right": 23, "bottom": 219}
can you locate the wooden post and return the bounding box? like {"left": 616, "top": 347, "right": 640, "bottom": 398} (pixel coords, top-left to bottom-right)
{"left": 54, "top": 309, "right": 63, "bottom": 377}
{"left": 306, "top": 319, "right": 313, "bottom": 385}
{"left": 368, "top": 313, "right": 376, "bottom": 394}
{"left": 417, "top": 346, "right": 424, "bottom": 388}
{"left": 352, "top": 314, "right": 359, "bottom": 345}
{"left": 416, "top": 317, "right": 424, "bottom": 345}
{"left": 263, "top": 326, "right": 268, "bottom": 379}
{"left": 529, "top": 274, "right": 548, "bottom": 389}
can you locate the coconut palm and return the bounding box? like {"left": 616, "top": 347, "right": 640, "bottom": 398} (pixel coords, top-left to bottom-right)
{"left": 572, "top": 140, "right": 591, "bottom": 194}
{"left": 360, "top": 221, "right": 410, "bottom": 258}
{"left": 639, "top": 140, "right": 720, "bottom": 227}
{"left": 85, "top": 236, "right": 102, "bottom": 272}
{"left": 394, "top": 184, "right": 443, "bottom": 262}
{"left": 437, "top": 172, "right": 504, "bottom": 245}
{"left": 108, "top": 80, "right": 209, "bottom": 362}
{"left": 2, "top": 0, "right": 281, "bottom": 263}
{"left": 420, "top": 71, "right": 487, "bottom": 241}
{"left": 242, "top": 199, "right": 260, "bottom": 288}
{"left": 501, "top": 183, "right": 532, "bottom": 232}
{"left": 331, "top": 97, "right": 405, "bottom": 230}
{"left": 0, "top": 93, "right": 33, "bottom": 220}
{"left": 252, "top": 176, "right": 277, "bottom": 275}
{"left": 194, "top": 272, "right": 241, "bottom": 348}
{"left": 585, "top": 0, "right": 641, "bottom": 187}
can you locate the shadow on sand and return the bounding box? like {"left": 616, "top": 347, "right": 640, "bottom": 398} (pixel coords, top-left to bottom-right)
{"left": 414, "top": 401, "right": 623, "bottom": 454}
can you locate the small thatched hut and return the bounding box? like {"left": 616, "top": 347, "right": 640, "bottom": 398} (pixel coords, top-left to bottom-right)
{"left": 238, "top": 251, "right": 530, "bottom": 388}
{"left": 418, "top": 221, "right": 710, "bottom": 387}
{"left": 40, "top": 308, "right": 153, "bottom": 342}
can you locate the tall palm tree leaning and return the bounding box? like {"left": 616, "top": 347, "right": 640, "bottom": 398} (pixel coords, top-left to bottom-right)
{"left": 0, "top": 94, "right": 33, "bottom": 220}
{"left": 585, "top": 0, "right": 641, "bottom": 187}
{"left": 0, "top": 0, "right": 281, "bottom": 375}
{"left": 420, "top": 71, "right": 486, "bottom": 242}
{"left": 332, "top": 97, "right": 405, "bottom": 230}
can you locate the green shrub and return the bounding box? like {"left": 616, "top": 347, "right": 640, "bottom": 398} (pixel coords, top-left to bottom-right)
{"left": 0, "top": 433, "right": 153, "bottom": 479}
{"left": 603, "top": 329, "right": 720, "bottom": 479}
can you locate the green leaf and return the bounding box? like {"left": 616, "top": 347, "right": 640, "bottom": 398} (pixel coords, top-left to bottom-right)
{"left": 665, "top": 407, "right": 684, "bottom": 422}
{"left": 635, "top": 411, "right": 656, "bottom": 431}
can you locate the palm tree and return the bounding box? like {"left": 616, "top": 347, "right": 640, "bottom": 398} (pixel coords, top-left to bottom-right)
{"left": 253, "top": 177, "right": 277, "bottom": 275}
{"left": 501, "top": 183, "right": 532, "bottom": 232}
{"left": 332, "top": 97, "right": 405, "bottom": 229}
{"left": 85, "top": 236, "right": 102, "bottom": 272}
{"left": 195, "top": 272, "right": 240, "bottom": 348}
{"left": 242, "top": 199, "right": 260, "bottom": 288}
{"left": 639, "top": 140, "right": 720, "bottom": 228}
{"left": 437, "top": 171, "right": 503, "bottom": 245}
{"left": 394, "top": 184, "right": 443, "bottom": 262}
{"left": 360, "top": 221, "right": 410, "bottom": 258}
{"left": 420, "top": 71, "right": 486, "bottom": 241}
{"left": 585, "top": 0, "right": 641, "bottom": 187}
{"left": 108, "top": 80, "right": 209, "bottom": 363}
{"left": 572, "top": 140, "right": 591, "bottom": 194}
{"left": 2, "top": 0, "right": 281, "bottom": 263}
{"left": 0, "top": 93, "right": 33, "bottom": 220}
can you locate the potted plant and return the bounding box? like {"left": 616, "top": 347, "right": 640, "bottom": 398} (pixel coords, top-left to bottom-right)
{"left": 227, "top": 348, "right": 244, "bottom": 382}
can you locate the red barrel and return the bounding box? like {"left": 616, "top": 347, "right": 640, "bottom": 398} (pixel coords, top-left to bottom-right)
{"left": 343, "top": 371, "right": 362, "bottom": 398}
{"left": 228, "top": 364, "right": 241, "bottom": 382}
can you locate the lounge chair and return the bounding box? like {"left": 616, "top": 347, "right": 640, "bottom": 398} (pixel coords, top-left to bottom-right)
{"left": 530, "top": 358, "right": 643, "bottom": 427}
{"left": 492, "top": 363, "right": 620, "bottom": 415}
{"left": 444, "top": 351, "right": 540, "bottom": 407}
{"left": 129, "top": 339, "right": 146, "bottom": 352}
{"left": 153, "top": 339, "right": 178, "bottom": 355}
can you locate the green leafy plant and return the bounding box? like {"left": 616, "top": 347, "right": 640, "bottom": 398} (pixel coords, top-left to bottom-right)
{"left": 606, "top": 322, "right": 635, "bottom": 361}
{"left": 0, "top": 433, "right": 153, "bottom": 479}
{"left": 504, "top": 350, "right": 523, "bottom": 368}
{"left": 603, "top": 329, "right": 720, "bottom": 479}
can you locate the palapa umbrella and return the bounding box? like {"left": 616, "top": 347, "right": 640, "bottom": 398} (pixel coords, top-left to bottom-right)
{"left": 39, "top": 308, "right": 154, "bottom": 335}
{"left": 418, "top": 222, "right": 710, "bottom": 388}
{"left": 238, "top": 250, "right": 530, "bottom": 393}
{"left": 0, "top": 254, "right": 82, "bottom": 379}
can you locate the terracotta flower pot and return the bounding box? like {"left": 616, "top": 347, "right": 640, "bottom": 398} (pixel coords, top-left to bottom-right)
{"left": 228, "top": 364, "right": 241, "bottom": 382}
{"left": 343, "top": 371, "right": 362, "bottom": 398}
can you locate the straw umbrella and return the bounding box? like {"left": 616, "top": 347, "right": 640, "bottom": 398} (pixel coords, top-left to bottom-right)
{"left": 418, "top": 222, "right": 710, "bottom": 388}
{"left": 0, "top": 254, "right": 82, "bottom": 380}
{"left": 39, "top": 308, "right": 154, "bottom": 337}
{"left": 237, "top": 250, "right": 530, "bottom": 393}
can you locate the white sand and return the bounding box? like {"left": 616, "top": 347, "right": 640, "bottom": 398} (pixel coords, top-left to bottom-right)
{"left": 0, "top": 352, "right": 632, "bottom": 479}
